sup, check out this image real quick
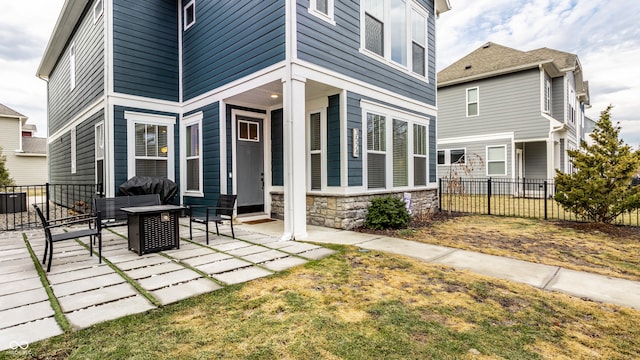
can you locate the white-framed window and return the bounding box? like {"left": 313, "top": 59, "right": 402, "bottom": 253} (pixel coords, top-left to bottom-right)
{"left": 486, "top": 145, "right": 506, "bottom": 176}
{"left": 93, "top": 0, "right": 104, "bottom": 23}
{"left": 69, "top": 43, "right": 76, "bottom": 90}
{"left": 361, "top": 0, "right": 429, "bottom": 77}
{"left": 393, "top": 119, "right": 408, "bottom": 187}
{"left": 95, "top": 122, "right": 104, "bottom": 194}
{"left": 544, "top": 76, "right": 552, "bottom": 113}
{"left": 126, "top": 112, "right": 175, "bottom": 180}
{"left": 466, "top": 87, "right": 478, "bottom": 117}
{"left": 363, "top": 101, "right": 430, "bottom": 189}
{"left": 238, "top": 120, "right": 259, "bottom": 142}
{"left": 71, "top": 127, "right": 77, "bottom": 174}
{"left": 309, "top": 111, "right": 323, "bottom": 190}
{"left": 309, "top": 0, "right": 335, "bottom": 23}
{"left": 184, "top": 0, "right": 196, "bottom": 30}
{"left": 182, "top": 113, "right": 203, "bottom": 195}
{"left": 436, "top": 148, "right": 466, "bottom": 165}
{"left": 569, "top": 88, "right": 576, "bottom": 124}
{"left": 413, "top": 124, "right": 427, "bottom": 186}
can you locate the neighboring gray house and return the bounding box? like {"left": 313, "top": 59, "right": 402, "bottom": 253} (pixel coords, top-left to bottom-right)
{"left": 436, "top": 42, "right": 590, "bottom": 187}
{"left": 38, "top": 0, "right": 452, "bottom": 237}
{"left": 0, "top": 103, "right": 48, "bottom": 185}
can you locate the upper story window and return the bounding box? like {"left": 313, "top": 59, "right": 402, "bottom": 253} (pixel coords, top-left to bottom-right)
{"left": 184, "top": 0, "right": 196, "bottom": 31}
{"left": 544, "top": 76, "right": 552, "bottom": 113}
{"left": 310, "top": 0, "right": 335, "bottom": 23}
{"left": 93, "top": 0, "right": 103, "bottom": 23}
{"left": 362, "top": 0, "right": 429, "bottom": 77}
{"left": 466, "top": 87, "right": 478, "bottom": 117}
{"left": 69, "top": 43, "right": 76, "bottom": 90}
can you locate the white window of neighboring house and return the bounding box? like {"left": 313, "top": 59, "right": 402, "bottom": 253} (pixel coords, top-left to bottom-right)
{"left": 69, "top": 43, "right": 76, "bottom": 90}
{"left": 309, "top": 0, "right": 335, "bottom": 23}
{"left": 367, "top": 113, "right": 386, "bottom": 189}
{"left": 544, "top": 77, "right": 552, "bottom": 113}
{"left": 436, "top": 149, "right": 466, "bottom": 165}
{"left": 437, "top": 149, "right": 445, "bottom": 165}
{"left": 126, "top": 112, "right": 175, "bottom": 180}
{"left": 95, "top": 123, "right": 104, "bottom": 193}
{"left": 71, "top": 127, "right": 77, "bottom": 174}
{"left": 569, "top": 88, "right": 576, "bottom": 124}
{"left": 362, "top": 0, "right": 429, "bottom": 77}
{"left": 364, "top": 102, "right": 431, "bottom": 189}
{"left": 467, "top": 87, "right": 478, "bottom": 116}
{"left": 487, "top": 145, "right": 506, "bottom": 176}
{"left": 184, "top": 0, "right": 196, "bottom": 30}
{"left": 182, "top": 113, "right": 202, "bottom": 195}
{"left": 413, "top": 124, "right": 427, "bottom": 186}
{"left": 93, "top": 0, "right": 103, "bottom": 23}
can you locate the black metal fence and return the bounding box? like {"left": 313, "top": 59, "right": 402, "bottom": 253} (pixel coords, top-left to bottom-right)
{"left": 439, "top": 178, "right": 640, "bottom": 226}
{"left": 0, "top": 183, "right": 101, "bottom": 231}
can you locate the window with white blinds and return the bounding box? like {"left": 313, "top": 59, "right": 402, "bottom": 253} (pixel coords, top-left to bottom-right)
{"left": 413, "top": 124, "right": 426, "bottom": 186}
{"left": 393, "top": 119, "right": 408, "bottom": 187}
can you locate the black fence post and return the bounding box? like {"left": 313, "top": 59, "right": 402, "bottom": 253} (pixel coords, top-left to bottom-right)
{"left": 544, "top": 180, "right": 548, "bottom": 220}
{"left": 487, "top": 178, "right": 492, "bottom": 215}
{"left": 438, "top": 178, "right": 442, "bottom": 212}
{"left": 45, "top": 182, "right": 50, "bottom": 221}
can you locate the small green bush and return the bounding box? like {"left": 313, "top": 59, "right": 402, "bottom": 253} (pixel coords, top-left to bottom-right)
{"left": 365, "top": 196, "right": 411, "bottom": 230}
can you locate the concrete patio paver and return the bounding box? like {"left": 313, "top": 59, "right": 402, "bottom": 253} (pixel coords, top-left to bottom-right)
{"left": 212, "top": 266, "right": 274, "bottom": 285}
{"left": 66, "top": 295, "right": 155, "bottom": 330}
{"left": 0, "top": 318, "right": 63, "bottom": 351}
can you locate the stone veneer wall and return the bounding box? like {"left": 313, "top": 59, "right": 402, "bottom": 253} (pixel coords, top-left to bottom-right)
{"left": 270, "top": 189, "right": 437, "bottom": 230}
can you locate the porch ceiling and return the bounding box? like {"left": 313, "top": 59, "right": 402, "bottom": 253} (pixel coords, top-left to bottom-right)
{"left": 225, "top": 80, "right": 340, "bottom": 109}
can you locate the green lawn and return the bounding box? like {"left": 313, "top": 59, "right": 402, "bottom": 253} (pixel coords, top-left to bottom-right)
{"left": 3, "top": 243, "right": 640, "bottom": 359}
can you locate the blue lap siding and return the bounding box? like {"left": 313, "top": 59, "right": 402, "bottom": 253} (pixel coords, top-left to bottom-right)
{"left": 327, "top": 94, "right": 341, "bottom": 187}
{"left": 297, "top": 0, "right": 437, "bottom": 106}
{"left": 182, "top": 0, "right": 286, "bottom": 100}
{"left": 271, "top": 109, "right": 284, "bottom": 186}
{"left": 183, "top": 102, "right": 221, "bottom": 206}
{"left": 347, "top": 92, "right": 363, "bottom": 186}
{"left": 113, "top": 0, "right": 179, "bottom": 102}
{"left": 113, "top": 106, "right": 179, "bottom": 194}
{"left": 48, "top": 1, "right": 104, "bottom": 135}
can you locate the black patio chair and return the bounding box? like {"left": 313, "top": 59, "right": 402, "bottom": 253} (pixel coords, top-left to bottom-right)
{"left": 187, "top": 194, "right": 237, "bottom": 244}
{"left": 33, "top": 204, "right": 102, "bottom": 272}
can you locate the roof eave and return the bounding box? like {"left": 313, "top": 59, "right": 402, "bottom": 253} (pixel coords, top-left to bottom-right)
{"left": 36, "top": 0, "right": 89, "bottom": 80}
{"left": 435, "top": 0, "right": 452, "bottom": 16}
{"left": 438, "top": 60, "right": 554, "bottom": 88}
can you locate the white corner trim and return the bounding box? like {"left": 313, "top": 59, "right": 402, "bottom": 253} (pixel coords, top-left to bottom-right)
{"left": 437, "top": 132, "right": 514, "bottom": 145}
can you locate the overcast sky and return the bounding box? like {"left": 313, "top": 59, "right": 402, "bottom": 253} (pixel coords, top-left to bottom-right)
{"left": 1, "top": 0, "right": 639, "bottom": 146}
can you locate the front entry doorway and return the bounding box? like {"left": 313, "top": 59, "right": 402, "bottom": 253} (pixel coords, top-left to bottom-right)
{"left": 236, "top": 115, "right": 264, "bottom": 214}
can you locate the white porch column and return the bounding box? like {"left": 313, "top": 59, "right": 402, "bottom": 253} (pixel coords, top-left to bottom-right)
{"left": 281, "top": 75, "right": 308, "bottom": 240}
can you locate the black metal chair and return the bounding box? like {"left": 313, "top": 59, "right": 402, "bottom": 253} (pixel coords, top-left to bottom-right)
{"left": 33, "top": 204, "right": 102, "bottom": 272}
{"left": 187, "top": 194, "right": 237, "bottom": 244}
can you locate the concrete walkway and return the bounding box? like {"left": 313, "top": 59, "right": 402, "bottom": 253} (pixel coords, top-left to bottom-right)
{"left": 0, "top": 219, "right": 335, "bottom": 352}
{"left": 238, "top": 220, "right": 640, "bottom": 312}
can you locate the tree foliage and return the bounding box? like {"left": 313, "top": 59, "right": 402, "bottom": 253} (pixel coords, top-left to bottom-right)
{"left": 554, "top": 105, "right": 640, "bottom": 223}
{"left": 0, "top": 146, "right": 16, "bottom": 187}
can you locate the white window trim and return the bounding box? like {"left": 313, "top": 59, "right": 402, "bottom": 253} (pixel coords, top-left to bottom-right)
{"left": 125, "top": 111, "right": 176, "bottom": 181}
{"left": 309, "top": 0, "right": 336, "bottom": 25}
{"left": 307, "top": 108, "right": 327, "bottom": 191}
{"left": 237, "top": 120, "right": 260, "bottom": 142}
{"left": 181, "top": 112, "right": 204, "bottom": 197}
{"left": 71, "top": 127, "right": 77, "bottom": 174}
{"left": 361, "top": 101, "right": 431, "bottom": 190}
{"left": 466, "top": 87, "right": 479, "bottom": 117}
{"left": 69, "top": 43, "right": 76, "bottom": 90}
{"left": 437, "top": 148, "right": 466, "bottom": 165}
{"left": 184, "top": 0, "right": 196, "bottom": 31}
{"left": 93, "top": 0, "right": 104, "bottom": 23}
{"left": 359, "top": 0, "right": 430, "bottom": 80}
{"left": 486, "top": 145, "right": 507, "bottom": 177}
{"left": 543, "top": 76, "right": 552, "bottom": 113}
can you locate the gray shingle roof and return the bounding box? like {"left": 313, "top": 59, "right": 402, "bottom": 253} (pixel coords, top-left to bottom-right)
{"left": 0, "top": 103, "right": 26, "bottom": 119}
{"left": 21, "top": 137, "right": 47, "bottom": 155}
{"left": 437, "top": 42, "right": 579, "bottom": 87}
